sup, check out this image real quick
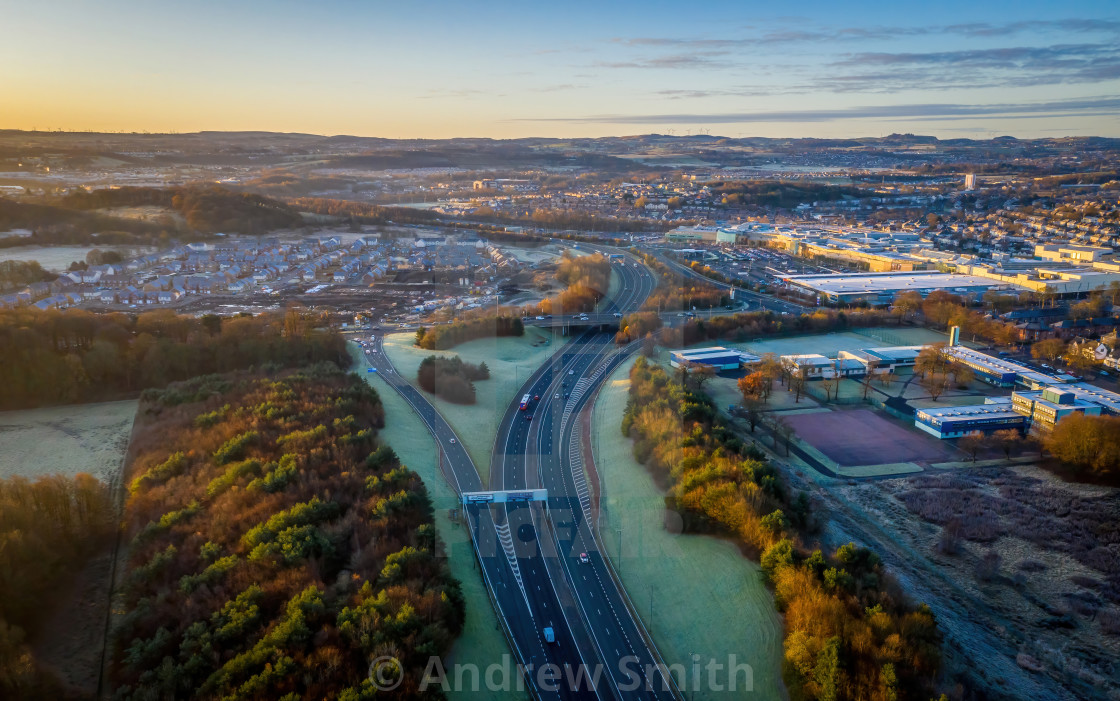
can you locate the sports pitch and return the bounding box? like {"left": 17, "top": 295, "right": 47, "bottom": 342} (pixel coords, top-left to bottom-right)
{"left": 785, "top": 408, "right": 959, "bottom": 466}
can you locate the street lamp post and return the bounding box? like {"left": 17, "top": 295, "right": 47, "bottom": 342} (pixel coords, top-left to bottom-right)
{"left": 617, "top": 528, "right": 623, "bottom": 573}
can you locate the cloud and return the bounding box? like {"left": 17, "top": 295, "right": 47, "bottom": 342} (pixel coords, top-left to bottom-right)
{"left": 596, "top": 51, "right": 728, "bottom": 70}
{"left": 609, "top": 18, "right": 1120, "bottom": 51}
{"left": 647, "top": 42, "right": 1120, "bottom": 97}
{"left": 417, "top": 88, "right": 502, "bottom": 99}
{"left": 823, "top": 43, "right": 1120, "bottom": 92}
{"left": 515, "top": 97, "right": 1120, "bottom": 125}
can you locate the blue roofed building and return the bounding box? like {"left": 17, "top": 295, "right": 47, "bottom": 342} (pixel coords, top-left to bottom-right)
{"left": 914, "top": 398, "right": 1027, "bottom": 439}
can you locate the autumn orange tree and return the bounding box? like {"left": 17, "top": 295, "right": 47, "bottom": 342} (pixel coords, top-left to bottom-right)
{"left": 623, "top": 358, "right": 942, "bottom": 701}
{"left": 738, "top": 369, "right": 772, "bottom": 403}
{"left": 1046, "top": 412, "right": 1120, "bottom": 478}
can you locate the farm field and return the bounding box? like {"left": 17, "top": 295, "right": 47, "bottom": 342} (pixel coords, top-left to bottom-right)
{"left": 352, "top": 344, "right": 526, "bottom": 701}
{"left": 0, "top": 244, "right": 156, "bottom": 271}
{"left": 0, "top": 399, "right": 138, "bottom": 481}
{"left": 591, "top": 356, "right": 785, "bottom": 700}
{"left": 382, "top": 327, "right": 563, "bottom": 482}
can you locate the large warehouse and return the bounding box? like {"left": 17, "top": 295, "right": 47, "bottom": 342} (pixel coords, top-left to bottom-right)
{"left": 783, "top": 271, "right": 1013, "bottom": 305}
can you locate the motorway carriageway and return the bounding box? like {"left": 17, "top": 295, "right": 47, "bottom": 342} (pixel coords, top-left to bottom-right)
{"left": 365, "top": 251, "right": 679, "bottom": 699}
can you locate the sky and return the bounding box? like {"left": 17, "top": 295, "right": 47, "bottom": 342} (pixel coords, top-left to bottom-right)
{"left": 1, "top": 0, "right": 1118, "bottom": 139}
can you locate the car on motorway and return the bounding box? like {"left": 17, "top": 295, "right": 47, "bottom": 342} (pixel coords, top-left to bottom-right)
{"left": 449, "top": 438, "right": 456, "bottom": 444}
{"left": 533, "top": 395, "right": 539, "bottom": 401}
{"left": 579, "top": 552, "right": 589, "bottom": 564}
{"left": 564, "top": 392, "right": 569, "bottom": 398}
{"left": 543, "top": 626, "right": 555, "bottom": 643}
{"left": 613, "top": 312, "right": 622, "bottom": 317}
{"left": 526, "top": 414, "right": 533, "bottom": 420}
{"left": 568, "top": 369, "right": 575, "bottom": 375}
{"left": 554, "top": 393, "right": 560, "bottom": 399}
{"left": 535, "top": 315, "right": 545, "bottom": 320}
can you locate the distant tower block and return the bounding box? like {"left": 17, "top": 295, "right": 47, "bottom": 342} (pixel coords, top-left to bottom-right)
{"left": 963, "top": 173, "right": 976, "bottom": 190}
{"left": 949, "top": 325, "right": 961, "bottom": 347}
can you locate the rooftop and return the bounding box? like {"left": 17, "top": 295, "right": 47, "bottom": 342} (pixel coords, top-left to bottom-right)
{"left": 784, "top": 271, "right": 1009, "bottom": 295}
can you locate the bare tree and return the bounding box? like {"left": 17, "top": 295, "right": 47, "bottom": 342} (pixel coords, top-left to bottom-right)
{"left": 790, "top": 368, "right": 808, "bottom": 403}
{"left": 690, "top": 364, "right": 716, "bottom": 391}
{"left": 820, "top": 374, "right": 839, "bottom": 403}
{"left": 915, "top": 343, "right": 949, "bottom": 378}
{"left": 861, "top": 358, "right": 880, "bottom": 399}
{"left": 958, "top": 431, "right": 987, "bottom": 461}
{"left": 768, "top": 415, "right": 795, "bottom": 456}
{"left": 991, "top": 429, "right": 1022, "bottom": 460}
{"left": 922, "top": 372, "right": 951, "bottom": 401}
{"left": 743, "top": 400, "right": 764, "bottom": 433}
{"left": 952, "top": 362, "right": 975, "bottom": 388}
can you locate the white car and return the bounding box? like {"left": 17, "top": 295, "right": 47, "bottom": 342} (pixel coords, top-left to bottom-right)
{"left": 568, "top": 370, "right": 575, "bottom": 375}
{"left": 536, "top": 316, "right": 545, "bottom": 320}
{"left": 449, "top": 438, "right": 457, "bottom": 444}
{"left": 554, "top": 393, "right": 560, "bottom": 399}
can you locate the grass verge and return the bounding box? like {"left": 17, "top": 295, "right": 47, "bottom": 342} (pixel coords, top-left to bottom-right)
{"left": 381, "top": 328, "right": 563, "bottom": 483}
{"left": 352, "top": 343, "right": 526, "bottom": 701}
{"left": 591, "top": 356, "right": 786, "bottom": 700}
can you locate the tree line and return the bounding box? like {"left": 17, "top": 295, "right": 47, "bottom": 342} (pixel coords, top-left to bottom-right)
{"left": 414, "top": 315, "right": 524, "bottom": 350}
{"left": 0, "top": 308, "right": 349, "bottom": 410}
{"left": 0, "top": 259, "right": 54, "bottom": 292}
{"left": 623, "top": 358, "right": 942, "bottom": 701}
{"left": 528, "top": 252, "right": 614, "bottom": 316}
{"left": 632, "top": 251, "right": 729, "bottom": 313}
{"left": 708, "top": 180, "right": 864, "bottom": 209}
{"left": 0, "top": 197, "right": 162, "bottom": 247}
{"left": 56, "top": 185, "right": 305, "bottom": 235}
{"left": 113, "top": 365, "right": 463, "bottom": 699}
{"left": 0, "top": 474, "right": 115, "bottom": 699}
{"left": 416, "top": 355, "right": 489, "bottom": 404}
{"left": 618, "top": 307, "right": 894, "bottom": 347}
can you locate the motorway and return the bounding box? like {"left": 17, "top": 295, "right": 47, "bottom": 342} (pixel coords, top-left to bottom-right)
{"left": 488, "top": 256, "right": 682, "bottom": 699}
{"left": 362, "top": 252, "right": 680, "bottom": 698}
{"left": 363, "top": 338, "right": 592, "bottom": 697}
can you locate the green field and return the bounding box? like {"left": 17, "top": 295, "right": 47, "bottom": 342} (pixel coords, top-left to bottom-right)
{"left": 726, "top": 326, "right": 952, "bottom": 358}
{"left": 351, "top": 343, "right": 526, "bottom": 701}
{"left": 591, "top": 357, "right": 786, "bottom": 700}
{"left": 382, "top": 328, "right": 563, "bottom": 483}
{"left": 0, "top": 399, "right": 138, "bottom": 482}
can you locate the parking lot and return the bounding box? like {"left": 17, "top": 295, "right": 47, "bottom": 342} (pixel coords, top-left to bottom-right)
{"left": 665, "top": 244, "right": 843, "bottom": 296}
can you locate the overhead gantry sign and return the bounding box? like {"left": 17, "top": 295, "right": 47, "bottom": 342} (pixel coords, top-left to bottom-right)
{"left": 461, "top": 489, "right": 548, "bottom": 505}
